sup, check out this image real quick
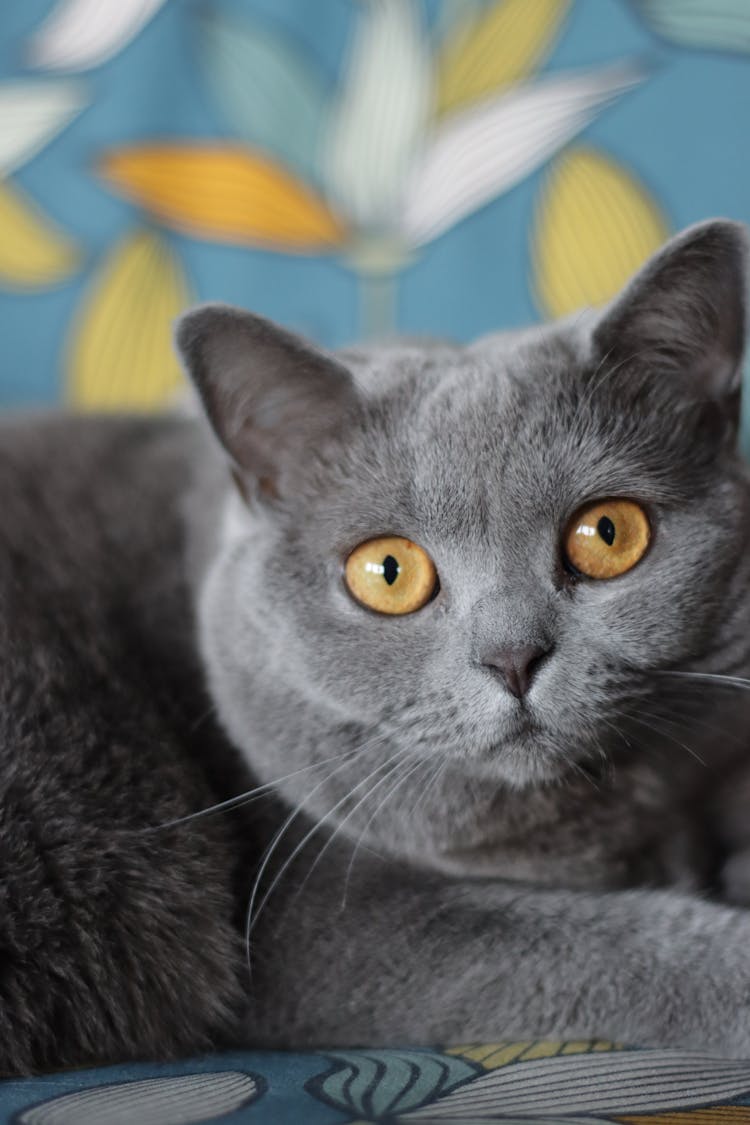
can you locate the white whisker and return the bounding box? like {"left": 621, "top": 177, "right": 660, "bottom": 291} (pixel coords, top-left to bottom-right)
{"left": 245, "top": 746, "right": 409, "bottom": 959}
{"left": 340, "top": 753, "right": 429, "bottom": 911}
{"left": 144, "top": 748, "right": 360, "bottom": 833}
{"left": 613, "top": 703, "right": 707, "bottom": 767}
{"left": 659, "top": 670, "right": 750, "bottom": 690}
{"left": 296, "top": 748, "right": 422, "bottom": 913}
{"left": 412, "top": 751, "right": 451, "bottom": 818}
{"left": 243, "top": 730, "right": 400, "bottom": 972}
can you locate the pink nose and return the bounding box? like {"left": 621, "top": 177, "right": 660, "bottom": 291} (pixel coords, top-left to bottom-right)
{"left": 482, "top": 645, "right": 550, "bottom": 699}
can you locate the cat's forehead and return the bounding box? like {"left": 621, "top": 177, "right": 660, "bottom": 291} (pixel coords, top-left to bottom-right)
{"left": 337, "top": 321, "right": 706, "bottom": 546}
{"left": 335, "top": 327, "right": 595, "bottom": 547}
{"left": 365, "top": 327, "right": 587, "bottom": 464}
{"left": 346, "top": 320, "right": 586, "bottom": 403}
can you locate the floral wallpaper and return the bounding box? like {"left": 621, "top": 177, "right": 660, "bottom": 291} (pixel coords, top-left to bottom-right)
{"left": 0, "top": 0, "right": 748, "bottom": 422}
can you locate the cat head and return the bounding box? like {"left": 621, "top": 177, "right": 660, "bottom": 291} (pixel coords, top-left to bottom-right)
{"left": 177, "top": 220, "right": 749, "bottom": 859}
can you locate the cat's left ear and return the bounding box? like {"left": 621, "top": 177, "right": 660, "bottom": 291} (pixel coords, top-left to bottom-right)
{"left": 176, "top": 305, "right": 358, "bottom": 499}
{"left": 592, "top": 219, "right": 748, "bottom": 416}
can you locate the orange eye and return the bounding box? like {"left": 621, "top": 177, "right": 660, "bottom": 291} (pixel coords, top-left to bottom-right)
{"left": 344, "top": 536, "right": 438, "bottom": 615}
{"left": 564, "top": 499, "right": 651, "bottom": 580}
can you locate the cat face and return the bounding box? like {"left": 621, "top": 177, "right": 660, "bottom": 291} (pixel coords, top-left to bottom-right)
{"left": 178, "top": 221, "right": 750, "bottom": 844}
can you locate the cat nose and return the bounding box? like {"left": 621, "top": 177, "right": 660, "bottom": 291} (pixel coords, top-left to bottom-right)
{"left": 482, "top": 644, "right": 550, "bottom": 699}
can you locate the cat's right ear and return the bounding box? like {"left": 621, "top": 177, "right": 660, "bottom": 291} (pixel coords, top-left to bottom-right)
{"left": 591, "top": 219, "right": 748, "bottom": 414}
{"left": 176, "top": 305, "right": 358, "bottom": 500}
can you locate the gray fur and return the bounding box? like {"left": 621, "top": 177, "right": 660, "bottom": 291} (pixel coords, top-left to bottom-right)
{"left": 2, "top": 219, "right": 750, "bottom": 1071}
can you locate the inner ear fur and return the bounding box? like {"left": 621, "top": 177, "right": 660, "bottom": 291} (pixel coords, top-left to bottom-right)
{"left": 176, "top": 304, "right": 358, "bottom": 495}
{"left": 592, "top": 219, "right": 748, "bottom": 405}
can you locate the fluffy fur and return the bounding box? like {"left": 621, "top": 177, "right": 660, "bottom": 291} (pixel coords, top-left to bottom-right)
{"left": 1, "top": 220, "right": 750, "bottom": 1072}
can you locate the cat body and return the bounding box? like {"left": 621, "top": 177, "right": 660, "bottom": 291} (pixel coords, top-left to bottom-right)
{"left": 2, "top": 220, "right": 750, "bottom": 1071}
{"left": 0, "top": 416, "right": 250, "bottom": 1070}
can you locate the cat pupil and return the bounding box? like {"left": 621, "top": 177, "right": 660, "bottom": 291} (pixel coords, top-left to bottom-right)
{"left": 597, "top": 516, "right": 616, "bottom": 546}
{"left": 382, "top": 555, "right": 400, "bottom": 585}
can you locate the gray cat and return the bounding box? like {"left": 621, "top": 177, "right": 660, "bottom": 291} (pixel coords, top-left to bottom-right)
{"left": 1, "top": 218, "right": 750, "bottom": 1074}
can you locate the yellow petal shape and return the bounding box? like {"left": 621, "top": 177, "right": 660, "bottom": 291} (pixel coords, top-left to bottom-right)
{"left": 68, "top": 230, "right": 189, "bottom": 410}
{"left": 436, "top": 0, "right": 571, "bottom": 115}
{"left": 447, "top": 1039, "right": 620, "bottom": 1069}
{"left": 100, "top": 145, "right": 346, "bottom": 253}
{"left": 533, "top": 147, "right": 669, "bottom": 319}
{"left": 0, "top": 178, "right": 78, "bottom": 289}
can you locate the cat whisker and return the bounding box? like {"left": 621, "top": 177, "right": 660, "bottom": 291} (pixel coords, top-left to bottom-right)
{"left": 188, "top": 701, "right": 218, "bottom": 734}
{"left": 246, "top": 748, "right": 412, "bottom": 966}
{"left": 644, "top": 694, "right": 747, "bottom": 745}
{"left": 610, "top": 703, "right": 707, "bottom": 768}
{"left": 598, "top": 705, "right": 669, "bottom": 770}
{"left": 658, "top": 670, "right": 750, "bottom": 690}
{"left": 595, "top": 714, "right": 631, "bottom": 770}
{"left": 412, "top": 751, "right": 452, "bottom": 818}
{"left": 294, "top": 749, "right": 424, "bottom": 914}
{"left": 579, "top": 711, "right": 629, "bottom": 772}
{"left": 558, "top": 744, "right": 603, "bottom": 791}
{"left": 340, "top": 753, "right": 431, "bottom": 911}
{"left": 244, "top": 734, "right": 404, "bottom": 970}
{"left": 243, "top": 748, "right": 375, "bottom": 977}
{"left": 143, "top": 747, "right": 361, "bottom": 833}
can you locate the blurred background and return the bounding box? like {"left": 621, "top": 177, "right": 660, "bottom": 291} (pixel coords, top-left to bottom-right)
{"left": 0, "top": 0, "right": 748, "bottom": 427}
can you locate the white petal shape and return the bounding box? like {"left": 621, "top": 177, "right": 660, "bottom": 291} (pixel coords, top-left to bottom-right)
{"left": 27, "top": 0, "right": 166, "bottom": 72}
{"left": 17, "top": 1071, "right": 260, "bottom": 1125}
{"left": 323, "top": 0, "right": 431, "bottom": 229}
{"left": 400, "top": 62, "right": 644, "bottom": 248}
{"left": 0, "top": 81, "right": 85, "bottom": 176}
{"left": 407, "top": 1049, "right": 750, "bottom": 1117}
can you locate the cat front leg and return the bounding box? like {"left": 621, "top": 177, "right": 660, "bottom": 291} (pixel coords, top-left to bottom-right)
{"left": 247, "top": 859, "right": 750, "bottom": 1057}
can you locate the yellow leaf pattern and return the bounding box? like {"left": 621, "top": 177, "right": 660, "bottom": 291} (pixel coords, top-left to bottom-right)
{"left": 533, "top": 147, "right": 669, "bottom": 318}
{"left": 67, "top": 230, "right": 189, "bottom": 410}
{"left": 436, "top": 0, "right": 571, "bottom": 115}
{"left": 447, "top": 1038, "right": 620, "bottom": 1068}
{"left": 100, "top": 145, "right": 347, "bottom": 253}
{"left": 0, "top": 178, "right": 78, "bottom": 289}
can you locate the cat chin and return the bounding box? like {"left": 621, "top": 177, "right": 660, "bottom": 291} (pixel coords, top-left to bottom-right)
{"left": 466, "top": 730, "right": 573, "bottom": 790}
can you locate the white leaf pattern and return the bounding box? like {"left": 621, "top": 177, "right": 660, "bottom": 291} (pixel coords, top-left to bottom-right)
{"left": 323, "top": 0, "right": 432, "bottom": 229}
{"left": 0, "top": 81, "right": 86, "bottom": 177}
{"left": 400, "top": 63, "right": 644, "bottom": 248}
{"left": 17, "top": 1071, "right": 260, "bottom": 1125}
{"left": 27, "top": 0, "right": 167, "bottom": 72}
{"left": 406, "top": 1049, "right": 750, "bottom": 1117}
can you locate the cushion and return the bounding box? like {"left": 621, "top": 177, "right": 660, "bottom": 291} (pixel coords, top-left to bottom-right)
{"left": 4, "top": 1041, "right": 750, "bottom": 1123}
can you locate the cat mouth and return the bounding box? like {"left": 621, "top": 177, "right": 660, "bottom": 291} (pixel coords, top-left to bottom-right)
{"left": 469, "top": 726, "right": 564, "bottom": 786}
{"left": 503, "top": 711, "right": 544, "bottom": 740}
{"left": 473, "top": 714, "right": 550, "bottom": 763}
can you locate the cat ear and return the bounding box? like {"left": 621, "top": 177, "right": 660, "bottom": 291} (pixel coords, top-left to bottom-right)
{"left": 176, "top": 305, "right": 357, "bottom": 497}
{"left": 592, "top": 220, "right": 748, "bottom": 410}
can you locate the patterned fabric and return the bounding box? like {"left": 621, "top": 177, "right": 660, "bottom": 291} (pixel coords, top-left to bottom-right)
{"left": 1, "top": 0, "right": 749, "bottom": 436}
{"left": 4, "top": 1043, "right": 750, "bottom": 1123}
